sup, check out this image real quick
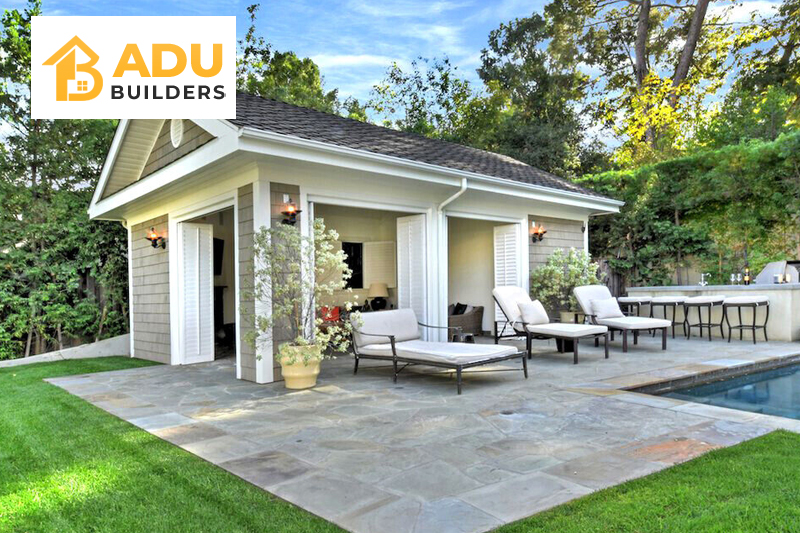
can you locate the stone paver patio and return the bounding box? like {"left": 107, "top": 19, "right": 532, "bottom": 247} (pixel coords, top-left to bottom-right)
{"left": 50, "top": 336, "right": 800, "bottom": 533}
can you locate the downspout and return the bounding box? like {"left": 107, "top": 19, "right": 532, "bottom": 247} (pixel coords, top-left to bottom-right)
{"left": 436, "top": 178, "right": 468, "bottom": 339}
{"left": 438, "top": 178, "right": 468, "bottom": 212}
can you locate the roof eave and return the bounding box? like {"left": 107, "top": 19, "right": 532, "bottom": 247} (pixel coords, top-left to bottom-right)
{"left": 237, "top": 126, "right": 624, "bottom": 212}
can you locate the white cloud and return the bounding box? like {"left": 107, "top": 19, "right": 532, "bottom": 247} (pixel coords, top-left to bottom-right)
{"left": 710, "top": 0, "right": 780, "bottom": 23}
{"left": 347, "top": 0, "right": 472, "bottom": 18}
{"left": 311, "top": 54, "right": 402, "bottom": 69}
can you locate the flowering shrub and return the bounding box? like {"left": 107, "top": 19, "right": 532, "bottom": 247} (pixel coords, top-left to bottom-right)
{"left": 530, "top": 248, "right": 603, "bottom": 315}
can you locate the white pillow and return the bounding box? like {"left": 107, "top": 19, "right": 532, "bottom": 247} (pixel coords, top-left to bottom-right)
{"left": 592, "top": 298, "right": 624, "bottom": 319}
{"left": 518, "top": 300, "right": 550, "bottom": 325}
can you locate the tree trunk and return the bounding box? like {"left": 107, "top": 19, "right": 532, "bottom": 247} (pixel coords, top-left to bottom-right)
{"left": 674, "top": 209, "right": 683, "bottom": 285}
{"left": 57, "top": 324, "right": 63, "bottom": 350}
{"left": 96, "top": 304, "right": 108, "bottom": 342}
{"left": 670, "top": 0, "right": 710, "bottom": 105}
{"left": 24, "top": 327, "right": 33, "bottom": 357}
{"left": 634, "top": 0, "right": 651, "bottom": 90}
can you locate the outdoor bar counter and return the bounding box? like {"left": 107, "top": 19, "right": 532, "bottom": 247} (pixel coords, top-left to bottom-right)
{"left": 626, "top": 284, "right": 800, "bottom": 342}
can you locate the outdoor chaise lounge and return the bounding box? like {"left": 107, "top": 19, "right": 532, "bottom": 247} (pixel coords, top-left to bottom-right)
{"left": 351, "top": 308, "right": 527, "bottom": 394}
{"left": 492, "top": 286, "right": 609, "bottom": 364}
{"left": 573, "top": 285, "right": 672, "bottom": 352}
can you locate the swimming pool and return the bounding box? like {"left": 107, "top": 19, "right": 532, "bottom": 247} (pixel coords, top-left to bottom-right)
{"left": 664, "top": 363, "right": 800, "bottom": 420}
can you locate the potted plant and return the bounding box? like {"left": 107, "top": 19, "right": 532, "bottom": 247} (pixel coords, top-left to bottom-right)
{"left": 248, "top": 219, "right": 358, "bottom": 389}
{"left": 530, "top": 248, "right": 603, "bottom": 323}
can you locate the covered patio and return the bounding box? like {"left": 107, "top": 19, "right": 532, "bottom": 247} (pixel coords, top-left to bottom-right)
{"left": 50, "top": 336, "right": 800, "bottom": 533}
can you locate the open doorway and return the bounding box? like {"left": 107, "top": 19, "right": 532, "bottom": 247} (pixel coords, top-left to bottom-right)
{"left": 180, "top": 206, "right": 236, "bottom": 363}
{"left": 448, "top": 217, "right": 521, "bottom": 338}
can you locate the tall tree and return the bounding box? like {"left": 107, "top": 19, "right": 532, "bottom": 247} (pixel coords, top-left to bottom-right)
{"left": 0, "top": 0, "right": 123, "bottom": 358}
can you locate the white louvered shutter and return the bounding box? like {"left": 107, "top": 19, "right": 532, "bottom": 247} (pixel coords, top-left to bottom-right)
{"left": 494, "top": 224, "right": 521, "bottom": 335}
{"left": 181, "top": 223, "right": 215, "bottom": 364}
{"left": 396, "top": 215, "right": 427, "bottom": 333}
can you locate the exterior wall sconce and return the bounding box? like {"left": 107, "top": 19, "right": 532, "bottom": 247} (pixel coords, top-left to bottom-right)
{"left": 530, "top": 220, "right": 547, "bottom": 243}
{"left": 281, "top": 198, "right": 302, "bottom": 226}
{"left": 145, "top": 227, "right": 166, "bottom": 249}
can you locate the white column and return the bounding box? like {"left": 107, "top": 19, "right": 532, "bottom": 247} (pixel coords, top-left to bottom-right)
{"left": 252, "top": 169, "right": 273, "bottom": 384}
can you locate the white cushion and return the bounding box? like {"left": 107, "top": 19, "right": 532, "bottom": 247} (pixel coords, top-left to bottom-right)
{"left": 518, "top": 300, "right": 550, "bottom": 325}
{"left": 573, "top": 285, "right": 612, "bottom": 316}
{"left": 526, "top": 323, "right": 607, "bottom": 338}
{"left": 352, "top": 308, "right": 420, "bottom": 348}
{"left": 723, "top": 296, "right": 769, "bottom": 305}
{"left": 596, "top": 316, "right": 672, "bottom": 330}
{"left": 592, "top": 298, "right": 625, "bottom": 319}
{"left": 618, "top": 296, "right": 652, "bottom": 304}
{"left": 684, "top": 295, "right": 725, "bottom": 305}
{"left": 492, "top": 286, "right": 531, "bottom": 323}
{"left": 357, "top": 340, "right": 517, "bottom": 364}
{"left": 651, "top": 296, "right": 688, "bottom": 304}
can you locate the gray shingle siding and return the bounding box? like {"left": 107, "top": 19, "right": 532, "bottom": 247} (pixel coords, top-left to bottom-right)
{"left": 528, "top": 215, "right": 585, "bottom": 274}
{"left": 131, "top": 215, "right": 171, "bottom": 364}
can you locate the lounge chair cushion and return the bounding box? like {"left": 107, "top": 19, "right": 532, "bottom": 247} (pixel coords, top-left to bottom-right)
{"left": 596, "top": 316, "right": 672, "bottom": 330}
{"left": 723, "top": 295, "right": 769, "bottom": 305}
{"left": 492, "top": 286, "right": 531, "bottom": 323}
{"left": 526, "top": 323, "right": 607, "bottom": 338}
{"left": 518, "top": 300, "right": 550, "bottom": 325}
{"left": 592, "top": 298, "right": 625, "bottom": 319}
{"left": 352, "top": 308, "right": 420, "bottom": 348}
{"left": 357, "top": 340, "right": 518, "bottom": 364}
{"left": 573, "top": 285, "right": 613, "bottom": 316}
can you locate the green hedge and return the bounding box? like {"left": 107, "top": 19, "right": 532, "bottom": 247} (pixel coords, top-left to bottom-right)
{"left": 576, "top": 130, "right": 800, "bottom": 287}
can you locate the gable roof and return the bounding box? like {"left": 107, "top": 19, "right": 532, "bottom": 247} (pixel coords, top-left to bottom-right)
{"left": 231, "top": 92, "right": 605, "bottom": 199}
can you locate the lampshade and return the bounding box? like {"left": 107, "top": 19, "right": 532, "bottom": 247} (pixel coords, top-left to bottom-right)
{"left": 367, "top": 282, "right": 389, "bottom": 298}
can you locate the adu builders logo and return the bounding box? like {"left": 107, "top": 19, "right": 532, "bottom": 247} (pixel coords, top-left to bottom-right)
{"left": 31, "top": 17, "right": 236, "bottom": 119}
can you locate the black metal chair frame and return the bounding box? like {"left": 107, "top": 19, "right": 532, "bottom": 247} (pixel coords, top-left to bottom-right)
{"left": 723, "top": 301, "right": 770, "bottom": 344}
{"left": 649, "top": 301, "right": 687, "bottom": 338}
{"left": 619, "top": 301, "right": 649, "bottom": 317}
{"left": 683, "top": 301, "right": 725, "bottom": 341}
{"left": 584, "top": 313, "right": 668, "bottom": 353}
{"left": 493, "top": 296, "right": 611, "bottom": 364}
{"left": 352, "top": 322, "right": 527, "bottom": 395}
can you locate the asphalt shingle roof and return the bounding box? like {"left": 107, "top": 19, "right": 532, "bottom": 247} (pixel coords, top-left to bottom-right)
{"left": 231, "top": 92, "right": 606, "bottom": 199}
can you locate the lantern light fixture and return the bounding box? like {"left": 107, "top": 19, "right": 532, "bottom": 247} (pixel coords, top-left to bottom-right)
{"left": 145, "top": 227, "right": 166, "bottom": 249}
{"left": 281, "top": 198, "right": 302, "bottom": 226}
{"left": 530, "top": 220, "right": 547, "bottom": 243}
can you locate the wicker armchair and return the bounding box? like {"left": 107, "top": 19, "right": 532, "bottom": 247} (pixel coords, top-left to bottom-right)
{"left": 448, "top": 305, "right": 484, "bottom": 336}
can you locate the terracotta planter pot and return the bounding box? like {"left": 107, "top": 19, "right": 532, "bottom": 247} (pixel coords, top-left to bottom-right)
{"left": 278, "top": 345, "right": 322, "bottom": 389}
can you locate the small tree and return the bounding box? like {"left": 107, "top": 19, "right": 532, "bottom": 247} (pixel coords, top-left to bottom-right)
{"left": 248, "top": 219, "right": 358, "bottom": 365}
{"left": 530, "top": 248, "right": 603, "bottom": 316}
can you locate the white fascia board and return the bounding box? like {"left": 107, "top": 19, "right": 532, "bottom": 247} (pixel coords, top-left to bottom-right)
{"left": 195, "top": 119, "right": 239, "bottom": 137}
{"left": 88, "top": 134, "right": 239, "bottom": 220}
{"left": 237, "top": 127, "right": 624, "bottom": 213}
{"left": 89, "top": 119, "right": 130, "bottom": 211}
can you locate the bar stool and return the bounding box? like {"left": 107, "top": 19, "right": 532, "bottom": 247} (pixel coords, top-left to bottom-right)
{"left": 683, "top": 295, "right": 726, "bottom": 341}
{"left": 649, "top": 296, "right": 687, "bottom": 338}
{"left": 723, "top": 296, "right": 770, "bottom": 344}
{"left": 618, "top": 296, "right": 651, "bottom": 317}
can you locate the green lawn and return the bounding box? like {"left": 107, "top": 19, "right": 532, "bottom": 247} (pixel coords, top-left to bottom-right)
{"left": 2, "top": 358, "right": 800, "bottom": 533}
{"left": 0, "top": 358, "right": 342, "bottom": 533}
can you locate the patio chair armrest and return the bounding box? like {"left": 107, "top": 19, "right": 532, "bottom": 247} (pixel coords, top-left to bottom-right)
{"left": 353, "top": 331, "right": 397, "bottom": 341}
{"left": 418, "top": 322, "right": 462, "bottom": 333}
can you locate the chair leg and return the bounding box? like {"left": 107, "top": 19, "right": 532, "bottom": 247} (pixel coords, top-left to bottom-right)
{"left": 604, "top": 333, "right": 609, "bottom": 359}
{"left": 456, "top": 366, "right": 463, "bottom": 395}
{"left": 573, "top": 338, "right": 579, "bottom": 365}
{"left": 526, "top": 332, "right": 532, "bottom": 360}
{"left": 764, "top": 305, "right": 770, "bottom": 342}
{"left": 522, "top": 353, "right": 528, "bottom": 379}
{"left": 392, "top": 358, "right": 398, "bottom": 383}
{"left": 611, "top": 330, "right": 615, "bottom": 341}
{"left": 354, "top": 355, "right": 359, "bottom": 374}
{"left": 684, "top": 305, "right": 690, "bottom": 339}
{"left": 634, "top": 330, "right": 639, "bottom": 345}
{"left": 752, "top": 305, "right": 758, "bottom": 345}
{"left": 622, "top": 330, "right": 628, "bottom": 353}
{"left": 725, "top": 306, "right": 732, "bottom": 343}
{"left": 662, "top": 327, "right": 667, "bottom": 350}
{"left": 738, "top": 306, "right": 743, "bottom": 340}
{"left": 595, "top": 336, "right": 599, "bottom": 347}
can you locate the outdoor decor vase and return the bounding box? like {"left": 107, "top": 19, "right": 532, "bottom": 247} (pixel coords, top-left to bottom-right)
{"left": 279, "top": 345, "right": 322, "bottom": 389}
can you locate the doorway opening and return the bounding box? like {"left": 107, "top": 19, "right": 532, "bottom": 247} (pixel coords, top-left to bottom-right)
{"left": 181, "top": 206, "right": 236, "bottom": 363}
{"left": 447, "top": 217, "right": 521, "bottom": 338}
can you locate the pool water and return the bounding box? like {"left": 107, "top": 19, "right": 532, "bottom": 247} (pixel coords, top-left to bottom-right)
{"left": 664, "top": 363, "right": 800, "bottom": 420}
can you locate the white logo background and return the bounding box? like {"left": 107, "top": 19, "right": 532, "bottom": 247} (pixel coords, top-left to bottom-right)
{"left": 32, "top": 16, "right": 236, "bottom": 119}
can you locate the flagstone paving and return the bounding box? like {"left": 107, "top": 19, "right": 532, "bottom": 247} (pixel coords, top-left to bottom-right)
{"left": 50, "top": 336, "right": 800, "bottom": 533}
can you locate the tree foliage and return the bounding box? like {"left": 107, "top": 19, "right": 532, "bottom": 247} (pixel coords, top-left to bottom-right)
{"left": 0, "top": 0, "right": 125, "bottom": 359}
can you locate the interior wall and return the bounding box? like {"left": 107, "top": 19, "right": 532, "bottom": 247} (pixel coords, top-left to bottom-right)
{"left": 315, "top": 204, "right": 403, "bottom": 309}
{"left": 448, "top": 217, "right": 507, "bottom": 333}
{"left": 190, "top": 208, "right": 235, "bottom": 325}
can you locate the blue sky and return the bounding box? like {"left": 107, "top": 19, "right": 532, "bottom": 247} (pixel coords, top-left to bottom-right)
{"left": 27, "top": 0, "right": 778, "bottom": 103}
